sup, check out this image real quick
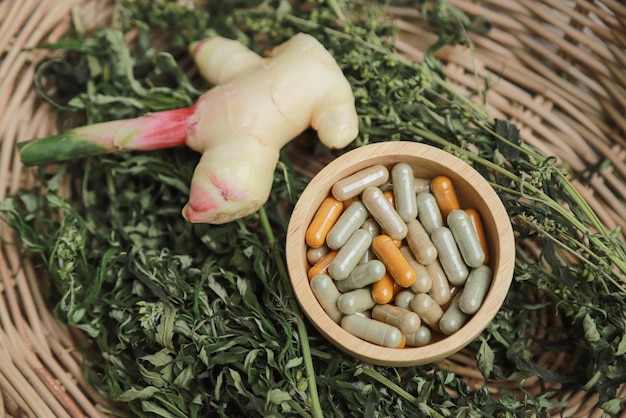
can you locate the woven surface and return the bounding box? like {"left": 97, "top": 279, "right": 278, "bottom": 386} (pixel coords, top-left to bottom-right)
{"left": 1, "top": 0, "right": 625, "bottom": 417}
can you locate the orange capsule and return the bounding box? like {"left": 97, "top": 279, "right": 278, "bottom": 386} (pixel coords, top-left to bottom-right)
{"left": 430, "top": 176, "right": 460, "bottom": 221}
{"left": 372, "top": 235, "right": 416, "bottom": 288}
{"left": 371, "top": 273, "right": 395, "bottom": 304}
{"left": 383, "top": 190, "right": 395, "bottom": 207}
{"left": 307, "top": 250, "right": 338, "bottom": 280}
{"left": 305, "top": 197, "right": 343, "bottom": 248}
{"left": 465, "top": 208, "right": 489, "bottom": 265}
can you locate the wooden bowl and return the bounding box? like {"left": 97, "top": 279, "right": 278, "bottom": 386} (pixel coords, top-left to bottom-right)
{"left": 286, "top": 141, "right": 515, "bottom": 366}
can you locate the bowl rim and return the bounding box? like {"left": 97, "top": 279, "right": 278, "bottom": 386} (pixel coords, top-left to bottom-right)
{"left": 286, "top": 141, "right": 515, "bottom": 366}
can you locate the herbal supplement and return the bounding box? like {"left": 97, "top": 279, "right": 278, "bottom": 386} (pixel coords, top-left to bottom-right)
{"left": 439, "top": 293, "right": 469, "bottom": 336}
{"left": 326, "top": 200, "right": 369, "bottom": 250}
{"left": 372, "top": 304, "right": 421, "bottom": 334}
{"left": 394, "top": 290, "right": 416, "bottom": 310}
{"left": 307, "top": 250, "right": 337, "bottom": 280}
{"left": 447, "top": 209, "right": 486, "bottom": 268}
{"left": 400, "top": 246, "right": 432, "bottom": 293}
{"left": 405, "top": 325, "right": 432, "bottom": 347}
{"left": 459, "top": 265, "right": 492, "bottom": 314}
{"left": 425, "top": 259, "right": 451, "bottom": 306}
{"left": 372, "top": 235, "right": 416, "bottom": 287}
{"left": 465, "top": 208, "right": 489, "bottom": 265}
{"left": 362, "top": 187, "right": 408, "bottom": 240}
{"left": 310, "top": 274, "right": 343, "bottom": 323}
{"left": 360, "top": 218, "right": 381, "bottom": 237}
{"left": 337, "top": 288, "right": 376, "bottom": 315}
{"left": 336, "top": 260, "right": 386, "bottom": 292}
{"left": 391, "top": 163, "right": 418, "bottom": 222}
{"left": 305, "top": 197, "right": 343, "bottom": 248}
{"left": 405, "top": 219, "right": 437, "bottom": 265}
{"left": 410, "top": 293, "right": 444, "bottom": 328}
{"left": 413, "top": 177, "right": 431, "bottom": 194}
{"left": 371, "top": 273, "right": 396, "bottom": 304}
{"left": 416, "top": 192, "right": 443, "bottom": 234}
{"left": 431, "top": 227, "right": 469, "bottom": 286}
{"left": 331, "top": 165, "right": 389, "bottom": 201}
{"left": 329, "top": 229, "right": 373, "bottom": 281}
{"left": 431, "top": 175, "right": 460, "bottom": 220}
{"left": 307, "top": 244, "right": 330, "bottom": 265}
{"left": 341, "top": 314, "right": 403, "bottom": 348}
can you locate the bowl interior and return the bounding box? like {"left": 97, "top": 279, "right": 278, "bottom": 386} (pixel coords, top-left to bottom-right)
{"left": 286, "top": 142, "right": 515, "bottom": 366}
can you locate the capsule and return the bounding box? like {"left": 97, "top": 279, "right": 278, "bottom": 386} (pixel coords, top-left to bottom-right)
{"left": 430, "top": 175, "right": 460, "bottom": 221}
{"left": 362, "top": 187, "right": 408, "bottom": 240}
{"left": 332, "top": 165, "right": 390, "bottom": 201}
{"left": 337, "top": 288, "right": 376, "bottom": 315}
{"left": 399, "top": 246, "right": 432, "bottom": 293}
{"left": 336, "top": 260, "right": 386, "bottom": 292}
{"left": 465, "top": 208, "right": 489, "bottom": 265}
{"left": 360, "top": 218, "right": 381, "bottom": 237}
{"left": 431, "top": 227, "right": 469, "bottom": 286}
{"left": 447, "top": 209, "right": 486, "bottom": 268}
{"left": 372, "top": 304, "right": 421, "bottom": 334}
{"left": 372, "top": 235, "right": 416, "bottom": 288}
{"left": 310, "top": 274, "right": 343, "bottom": 323}
{"left": 394, "top": 290, "right": 416, "bottom": 310}
{"left": 410, "top": 293, "right": 444, "bottom": 328}
{"left": 326, "top": 201, "right": 369, "bottom": 250}
{"left": 405, "top": 219, "right": 437, "bottom": 265}
{"left": 405, "top": 325, "right": 432, "bottom": 347}
{"left": 425, "top": 259, "right": 451, "bottom": 306}
{"left": 416, "top": 192, "right": 443, "bottom": 234}
{"left": 371, "top": 273, "right": 395, "bottom": 304}
{"left": 459, "top": 265, "right": 492, "bottom": 314}
{"left": 306, "top": 197, "right": 343, "bottom": 248}
{"left": 307, "top": 250, "right": 337, "bottom": 280}
{"left": 383, "top": 190, "right": 395, "bottom": 206}
{"left": 341, "top": 314, "right": 403, "bottom": 348}
{"left": 414, "top": 177, "right": 431, "bottom": 194}
{"left": 329, "top": 229, "right": 372, "bottom": 281}
{"left": 307, "top": 244, "right": 330, "bottom": 265}
{"left": 439, "top": 292, "right": 469, "bottom": 336}
{"left": 391, "top": 163, "right": 418, "bottom": 222}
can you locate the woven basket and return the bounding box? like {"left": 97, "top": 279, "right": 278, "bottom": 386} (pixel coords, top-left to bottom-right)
{"left": 1, "top": 0, "right": 625, "bottom": 417}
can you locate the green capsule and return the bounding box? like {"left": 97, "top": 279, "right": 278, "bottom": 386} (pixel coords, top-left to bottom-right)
{"left": 332, "top": 165, "right": 390, "bottom": 201}
{"left": 310, "top": 274, "right": 343, "bottom": 323}
{"left": 406, "top": 219, "right": 438, "bottom": 265}
{"left": 400, "top": 246, "right": 432, "bottom": 293}
{"left": 459, "top": 265, "right": 492, "bottom": 314}
{"left": 341, "top": 314, "right": 403, "bottom": 348}
{"left": 337, "top": 288, "right": 376, "bottom": 315}
{"left": 360, "top": 218, "right": 381, "bottom": 237}
{"left": 336, "top": 260, "right": 386, "bottom": 292}
{"left": 391, "top": 163, "right": 418, "bottom": 222}
{"left": 431, "top": 227, "right": 469, "bottom": 286}
{"left": 326, "top": 201, "right": 368, "bottom": 250}
{"left": 362, "top": 186, "right": 408, "bottom": 240}
{"left": 394, "top": 290, "right": 416, "bottom": 310}
{"left": 410, "top": 293, "right": 443, "bottom": 328}
{"left": 372, "top": 303, "right": 421, "bottom": 334}
{"left": 307, "top": 244, "right": 330, "bottom": 265}
{"left": 447, "top": 209, "right": 486, "bottom": 268}
{"left": 439, "top": 292, "right": 469, "bottom": 336}
{"left": 425, "top": 259, "right": 451, "bottom": 306}
{"left": 329, "top": 229, "right": 372, "bottom": 281}
{"left": 416, "top": 192, "right": 443, "bottom": 234}
{"left": 405, "top": 325, "right": 432, "bottom": 347}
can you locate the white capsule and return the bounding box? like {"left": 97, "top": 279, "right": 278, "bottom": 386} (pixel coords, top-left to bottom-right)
{"left": 431, "top": 227, "right": 469, "bottom": 286}
{"left": 341, "top": 314, "right": 403, "bottom": 348}
{"left": 362, "top": 187, "right": 407, "bottom": 240}
{"left": 416, "top": 192, "right": 443, "bottom": 234}
{"left": 332, "top": 165, "right": 389, "bottom": 201}
{"left": 391, "top": 163, "right": 418, "bottom": 222}
{"left": 447, "top": 209, "right": 486, "bottom": 268}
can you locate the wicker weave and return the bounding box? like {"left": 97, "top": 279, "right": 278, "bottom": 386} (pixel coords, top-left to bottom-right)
{"left": 1, "top": 0, "right": 625, "bottom": 417}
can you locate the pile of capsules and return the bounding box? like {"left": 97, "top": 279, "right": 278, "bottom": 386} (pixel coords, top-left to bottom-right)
{"left": 305, "top": 163, "right": 491, "bottom": 349}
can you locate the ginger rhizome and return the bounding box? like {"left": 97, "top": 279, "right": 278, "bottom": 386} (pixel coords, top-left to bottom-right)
{"left": 19, "top": 33, "right": 359, "bottom": 224}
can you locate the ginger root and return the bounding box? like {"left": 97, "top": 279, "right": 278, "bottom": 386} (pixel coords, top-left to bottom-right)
{"left": 18, "top": 33, "right": 359, "bottom": 224}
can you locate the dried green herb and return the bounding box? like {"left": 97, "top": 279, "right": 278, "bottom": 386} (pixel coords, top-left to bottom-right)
{"left": 2, "top": 0, "right": 625, "bottom": 417}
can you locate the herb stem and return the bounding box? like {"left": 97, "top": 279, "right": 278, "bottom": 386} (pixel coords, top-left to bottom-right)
{"left": 258, "top": 207, "right": 323, "bottom": 418}
{"left": 358, "top": 367, "right": 445, "bottom": 418}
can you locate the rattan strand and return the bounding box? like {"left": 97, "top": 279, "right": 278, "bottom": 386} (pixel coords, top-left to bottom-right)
{"left": 1, "top": 0, "right": 625, "bottom": 417}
